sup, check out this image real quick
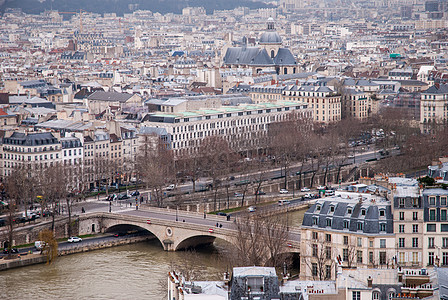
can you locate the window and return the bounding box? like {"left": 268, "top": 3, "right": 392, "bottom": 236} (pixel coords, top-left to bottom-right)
{"left": 357, "top": 250, "right": 363, "bottom": 263}
{"left": 330, "top": 206, "right": 335, "bottom": 212}
{"left": 412, "top": 238, "right": 419, "bottom": 248}
{"left": 413, "top": 212, "right": 418, "bottom": 220}
{"left": 326, "top": 234, "right": 331, "bottom": 242}
{"left": 361, "top": 209, "right": 366, "bottom": 216}
{"left": 312, "top": 244, "right": 318, "bottom": 257}
{"left": 312, "top": 232, "right": 318, "bottom": 240}
{"left": 379, "top": 252, "right": 386, "bottom": 265}
{"left": 380, "top": 239, "right": 386, "bottom": 248}
{"left": 443, "top": 237, "right": 448, "bottom": 248}
{"left": 442, "top": 196, "right": 447, "bottom": 206}
{"left": 429, "top": 196, "right": 436, "bottom": 206}
{"left": 313, "top": 218, "right": 318, "bottom": 225}
{"left": 399, "top": 212, "right": 404, "bottom": 220}
{"left": 373, "top": 291, "right": 380, "bottom": 300}
{"left": 326, "top": 246, "right": 331, "bottom": 259}
{"left": 413, "top": 198, "right": 419, "bottom": 208}
{"left": 429, "top": 237, "right": 435, "bottom": 248}
{"left": 442, "top": 209, "right": 447, "bottom": 221}
{"left": 399, "top": 238, "right": 405, "bottom": 248}
{"left": 399, "top": 198, "right": 405, "bottom": 208}
{"left": 427, "top": 224, "right": 436, "bottom": 232}
{"left": 352, "top": 291, "right": 360, "bottom": 300}
{"left": 325, "top": 265, "right": 331, "bottom": 279}
{"left": 399, "top": 225, "right": 405, "bottom": 233}
{"left": 430, "top": 209, "right": 436, "bottom": 221}
{"left": 380, "top": 223, "right": 386, "bottom": 232}
{"left": 312, "top": 263, "right": 318, "bottom": 276}
{"left": 379, "top": 210, "right": 385, "bottom": 217}
{"left": 413, "top": 224, "right": 418, "bottom": 233}
{"left": 326, "top": 219, "right": 332, "bottom": 227}
{"left": 369, "top": 251, "right": 374, "bottom": 264}
{"left": 343, "top": 248, "right": 349, "bottom": 261}
{"left": 442, "top": 224, "right": 448, "bottom": 232}
{"left": 357, "top": 237, "right": 362, "bottom": 247}
{"left": 357, "top": 222, "right": 363, "bottom": 231}
{"left": 443, "top": 252, "right": 448, "bottom": 266}
{"left": 344, "top": 236, "right": 348, "bottom": 245}
{"left": 246, "top": 277, "right": 263, "bottom": 292}
{"left": 343, "top": 220, "right": 349, "bottom": 229}
{"left": 316, "top": 205, "right": 321, "bottom": 211}
{"left": 429, "top": 252, "right": 435, "bottom": 265}
{"left": 347, "top": 208, "right": 352, "bottom": 214}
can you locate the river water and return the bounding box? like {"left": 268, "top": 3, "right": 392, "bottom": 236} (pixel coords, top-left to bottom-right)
{"left": 0, "top": 209, "right": 307, "bottom": 300}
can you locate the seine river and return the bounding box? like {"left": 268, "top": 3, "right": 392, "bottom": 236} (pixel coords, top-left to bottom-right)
{"left": 0, "top": 209, "right": 307, "bottom": 300}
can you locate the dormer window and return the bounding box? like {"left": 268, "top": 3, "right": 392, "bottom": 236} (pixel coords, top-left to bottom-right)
{"left": 379, "top": 209, "right": 385, "bottom": 217}
{"left": 316, "top": 205, "right": 321, "bottom": 212}
{"left": 347, "top": 208, "right": 352, "bottom": 214}
{"left": 361, "top": 209, "right": 366, "bottom": 216}
{"left": 380, "top": 223, "right": 386, "bottom": 232}
{"left": 343, "top": 220, "right": 349, "bottom": 229}
{"left": 357, "top": 222, "right": 363, "bottom": 231}
{"left": 313, "top": 217, "right": 318, "bottom": 225}
{"left": 330, "top": 206, "right": 335, "bottom": 213}
{"left": 326, "top": 218, "right": 332, "bottom": 227}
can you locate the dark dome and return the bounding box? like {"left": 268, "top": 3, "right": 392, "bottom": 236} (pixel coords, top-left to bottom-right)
{"left": 259, "top": 31, "right": 282, "bottom": 44}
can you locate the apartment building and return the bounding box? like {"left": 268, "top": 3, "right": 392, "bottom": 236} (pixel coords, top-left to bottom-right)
{"left": 283, "top": 85, "right": 341, "bottom": 123}
{"left": 342, "top": 88, "right": 372, "bottom": 120}
{"left": 392, "top": 185, "right": 424, "bottom": 267}
{"left": 301, "top": 192, "right": 395, "bottom": 280}
{"left": 420, "top": 83, "right": 448, "bottom": 124}
{"left": 422, "top": 188, "right": 448, "bottom": 267}
{"left": 143, "top": 101, "right": 310, "bottom": 157}
{"left": 1, "top": 131, "right": 61, "bottom": 177}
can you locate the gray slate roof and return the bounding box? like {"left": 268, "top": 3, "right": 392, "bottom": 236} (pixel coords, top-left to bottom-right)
{"left": 87, "top": 91, "right": 134, "bottom": 102}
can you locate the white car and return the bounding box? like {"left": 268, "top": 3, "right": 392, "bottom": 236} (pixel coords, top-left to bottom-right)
{"left": 247, "top": 206, "right": 256, "bottom": 212}
{"left": 67, "top": 236, "right": 82, "bottom": 243}
{"left": 301, "top": 187, "right": 310, "bottom": 192}
{"left": 317, "top": 185, "right": 326, "bottom": 190}
{"left": 279, "top": 189, "right": 289, "bottom": 194}
{"left": 166, "top": 184, "right": 175, "bottom": 191}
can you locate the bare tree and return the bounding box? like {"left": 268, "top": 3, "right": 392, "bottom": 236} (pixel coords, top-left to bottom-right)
{"left": 303, "top": 234, "right": 335, "bottom": 280}
{"left": 38, "top": 229, "right": 58, "bottom": 264}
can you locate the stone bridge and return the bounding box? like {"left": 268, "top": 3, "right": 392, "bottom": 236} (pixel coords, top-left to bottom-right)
{"left": 77, "top": 209, "right": 301, "bottom": 253}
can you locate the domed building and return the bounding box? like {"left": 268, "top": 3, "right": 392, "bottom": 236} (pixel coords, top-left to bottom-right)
{"left": 223, "top": 18, "right": 298, "bottom": 75}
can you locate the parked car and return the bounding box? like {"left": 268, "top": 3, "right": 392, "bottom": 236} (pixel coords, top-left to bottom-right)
{"left": 3, "top": 248, "right": 18, "bottom": 254}
{"left": 166, "top": 184, "right": 175, "bottom": 191}
{"left": 325, "top": 190, "right": 335, "bottom": 196}
{"left": 301, "top": 187, "right": 310, "bottom": 192}
{"left": 130, "top": 191, "right": 140, "bottom": 197}
{"left": 317, "top": 185, "right": 326, "bottom": 190}
{"left": 67, "top": 236, "right": 82, "bottom": 243}
{"left": 216, "top": 212, "right": 227, "bottom": 216}
{"left": 279, "top": 189, "right": 289, "bottom": 194}
{"left": 254, "top": 190, "right": 266, "bottom": 195}
{"left": 304, "top": 193, "right": 315, "bottom": 199}
{"left": 234, "top": 192, "right": 244, "bottom": 197}
{"left": 247, "top": 206, "right": 257, "bottom": 212}
{"left": 118, "top": 193, "right": 129, "bottom": 200}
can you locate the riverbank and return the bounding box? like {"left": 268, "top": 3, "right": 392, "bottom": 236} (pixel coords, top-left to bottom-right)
{"left": 0, "top": 234, "right": 154, "bottom": 271}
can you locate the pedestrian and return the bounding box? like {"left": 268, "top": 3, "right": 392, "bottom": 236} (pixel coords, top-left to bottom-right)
{"left": 81, "top": 207, "right": 85, "bottom": 213}
{"left": 219, "top": 223, "right": 222, "bottom": 228}
{"left": 17, "top": 254, "right": 21, "bottom": 260}
{"left": 216, "top": 222, "right": 219, "bottom": 227}
{"left": 183, "top": 219, "right": 185, "bottom": 222}
{"left": 204, "top": 212, "right": 206, "bottom": 219}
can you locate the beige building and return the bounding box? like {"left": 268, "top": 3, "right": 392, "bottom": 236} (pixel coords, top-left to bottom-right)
{"left": 420, "top": 83, "right": 448, "bottom": 125}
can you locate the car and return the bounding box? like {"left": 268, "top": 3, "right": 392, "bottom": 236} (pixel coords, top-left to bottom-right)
{"left": 247, "top": 206, "right": 256, "bottom": 212}
{"left": 279, "top": 189, "right": 289, "bottom": 194}
{"left": 304, "top": 193, "right": 314, "bottom": 199}
{"left": 301, "top": 187, "right": 310, "bottom": 192}
{"left": 278, "top": 200, "right": 291, "bottom": 206}
{"left": 255, "top": 190, "right": 266, "bottom": 195}
{"left": 67, "top": 236, "right": 82, "bottom": 243}
{"left": 234, "top": 192, "right": 244, "bottom": 197}
{"left": 348, "top": 155, "right": 355, "bottom": 159}
{"left": 317, "top": 185, "right": 326, "bottom": 190}
{"left": 130, "top": 191, "right": 140, "bottom": 197}
{"left": 118, "top": 193, "right": 129, "bottom": 200}
{"left": 216, "top": 212, "right": 227, "bottom": 216}
{"left": 106, "top": 194, "right": 117, "bottom": 201}
{"left": 166, "top": 184, "right": 175, "bottom": 191}
{"left": 325, "top": 190, "right": 335, "bottom": 196}
{"left": 34, "top": 241, "right": 46, "bottom": 250}
{"left": 3, "top": 248, "right": 18, "bottom": 254}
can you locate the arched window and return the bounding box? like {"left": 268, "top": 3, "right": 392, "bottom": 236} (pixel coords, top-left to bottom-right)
{"left": 271, "top": 50, "right": 275, "bottom": 58}
{"left": 372, "top": 291, "right": 380, "bottom": 300}
{"left": 284, "top": 68, "right": 288, "bottom": 74}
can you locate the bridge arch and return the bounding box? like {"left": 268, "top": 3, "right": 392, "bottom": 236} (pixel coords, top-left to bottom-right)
{"left": 174, "top": 233, "right": 235, "bottom": 251}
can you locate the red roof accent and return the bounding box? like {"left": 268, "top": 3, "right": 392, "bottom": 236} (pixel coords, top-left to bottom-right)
{"left": 0, "top": 108, "right": 8, "bottom": 116}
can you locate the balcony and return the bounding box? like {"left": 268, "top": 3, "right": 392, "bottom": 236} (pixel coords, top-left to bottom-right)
{"left": 399, "top": 268, "right": 430, "bottom": 286}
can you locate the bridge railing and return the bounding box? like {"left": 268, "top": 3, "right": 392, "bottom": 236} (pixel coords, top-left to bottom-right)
{"left": 139, "top": 206, "right": 229, "bottom": 221}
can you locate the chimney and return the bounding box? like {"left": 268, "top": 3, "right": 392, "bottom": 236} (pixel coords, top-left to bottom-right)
{"left": 367, "top": 276, "right": 373, "bottom": 288}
